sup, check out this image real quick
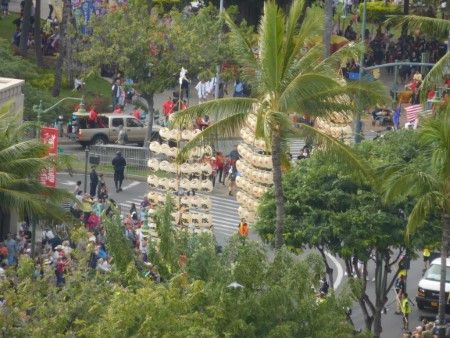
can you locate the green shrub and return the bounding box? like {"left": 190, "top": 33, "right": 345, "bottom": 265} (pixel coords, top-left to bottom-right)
{"left": 360, "top": 1, "right": 402, "bottom": 23}
{"left": 29, "top": 73, "right": 70, "bottom": 90}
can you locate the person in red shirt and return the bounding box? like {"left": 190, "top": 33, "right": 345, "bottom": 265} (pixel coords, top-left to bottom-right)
{"left": 133, "top": 108, "right": 142, "bottom": 121}
{"left": 162, "top": 97, "right": 174, "bottom": 124}
{"left": 215, "top": 151, "right": 224, "bottom": 184}
{"left": 113, "top": 105, "right": 123, "bottom": 114}
{"left": 88, "top": 106, "right": 98, "bottom": 128}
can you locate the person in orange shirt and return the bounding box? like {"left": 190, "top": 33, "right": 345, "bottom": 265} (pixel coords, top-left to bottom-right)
{"left": 238, "top": 218, "right": 249, "bottom": 239}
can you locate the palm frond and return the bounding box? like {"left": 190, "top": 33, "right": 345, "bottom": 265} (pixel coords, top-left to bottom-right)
{"left": 384, "top": 170, "right": 441, "bottom": 203}
{"left": 0, "top": 139, "right": 48, "bottom": 165}
{"left": 281, "top": 0, "right": 305, "bottom": 80}
{"left": 406, "top": 191, "right": 446, "bottom": 238}
{"left": 418, "top": 106, "right": 450, "bottom": 181}
{"left": 315, "top": 41, "right": 364, "bottom": 72}
{"left": 281, "top": 7, "right": 325, "bottom": 87}
{"left": 385, "top": 15, "right": 450, "bottom": 39}
{"left": 223, "top": 12, "right": 258, "bottom": 71}
{"left": 171, "top": 97, "right": 257, "bottom": 129}
{"left": 290, "top": 124, "right": 377, "bottom": 185}
{"left": 296, "top": 5, "right": 324, "bottom": 48}
{"left": 176, "top": 112, "right": 248, "bottom": 162}
{"left": 258, "top": 0, "right": 285, "bottom": 92}
{"left": 420, "top": 52, "right": 450, "bottom": 100}
{"left": 280, "top": 73, "right": 343, "bottom": 111}
{"left": 282, "top": 44, "right": 325, "bottom": 88}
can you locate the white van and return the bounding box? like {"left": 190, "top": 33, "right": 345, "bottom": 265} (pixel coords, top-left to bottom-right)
{"left": 416, "top": 258, "right": 450, "bottom": 312}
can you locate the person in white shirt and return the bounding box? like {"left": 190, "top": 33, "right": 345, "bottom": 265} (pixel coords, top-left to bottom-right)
{"left": 195, "top": 80, "right": 209, "bottom": 103}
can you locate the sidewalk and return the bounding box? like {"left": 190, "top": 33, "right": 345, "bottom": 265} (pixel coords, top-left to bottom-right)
{"left": 9, "top": 0, "right": 50, "bottom": 19}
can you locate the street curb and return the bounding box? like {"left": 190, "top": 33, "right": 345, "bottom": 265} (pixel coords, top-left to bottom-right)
{"left": 67, "top": 170, "right": 147, "bottom": 182}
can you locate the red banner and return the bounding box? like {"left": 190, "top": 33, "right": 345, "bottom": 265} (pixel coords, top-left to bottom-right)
{"left": 39, "top": 128, "right": 58, "bottom": 187}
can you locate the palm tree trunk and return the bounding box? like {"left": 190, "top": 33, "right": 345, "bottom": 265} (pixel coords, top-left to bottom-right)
{"left": 19, "top": 0, "right": 32, "bottom": 56}
{"left": 437, "top": 214, "right": 450, "bottom": 338}
{"left": 34, "top": 0, "right": 44, "bottom": 67}
{"left": 52, "top": 0, "right": 71, "bottom": 97}
{"left": 271, "top": 132, "right": 285, "bottom": 249}
{"left": 323, "top": 0, "right": 333, "bottom": 58}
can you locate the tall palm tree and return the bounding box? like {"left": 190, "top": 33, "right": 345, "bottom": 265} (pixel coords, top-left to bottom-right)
{"left": 384, "top": 106, "right": 450, "bottom": 337}
{"left": 0, "top": 105, "right": 74, "bottom": 240}
{"left": 172, "top": 0, "right": 388, "bottom": 249}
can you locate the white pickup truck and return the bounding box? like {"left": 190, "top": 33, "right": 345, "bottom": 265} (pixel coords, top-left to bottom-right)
{"left": 73, "top": 113, "right": 160, "bottom": 146}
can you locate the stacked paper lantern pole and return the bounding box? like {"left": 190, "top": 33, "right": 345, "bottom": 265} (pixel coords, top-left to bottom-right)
{"left": 147, "top": 126, "right": 214, "bottom": 234}
{"left": 314, "top": 107, "right": 353, "bottom": 144}
{"left": 235, "top": 113, "right": 273, "bottom": 224}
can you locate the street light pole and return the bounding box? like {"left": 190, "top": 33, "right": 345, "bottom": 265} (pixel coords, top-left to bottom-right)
{"left": 84, "top": 147, "right": 90, "bottom": 193}
{"left": 354, "top": 0, "right": 367, "bottom": 144}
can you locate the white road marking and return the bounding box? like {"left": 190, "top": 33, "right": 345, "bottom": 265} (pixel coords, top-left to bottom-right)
{"left": 60, "top": 180, "right": 77, "bottom": 186}
{"left": 325, "top": 251, "right": 344, "bottom": 290}
{"left": 121, "top": 181, "right": 141, "bottom": 191}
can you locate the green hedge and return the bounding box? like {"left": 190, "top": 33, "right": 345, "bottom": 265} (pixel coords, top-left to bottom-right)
{"left": 360, "top": 1, "right": 402, "bottom": 23}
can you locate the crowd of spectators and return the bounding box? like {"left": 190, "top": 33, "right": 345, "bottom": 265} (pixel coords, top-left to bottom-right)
{"left": 11, "top": 2, "right": 61, "bottom": 56}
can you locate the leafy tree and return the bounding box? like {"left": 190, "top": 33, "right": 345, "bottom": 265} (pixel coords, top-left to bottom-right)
{"left": 103, "top": 213, "right": 134, "bottom": 274}
{"left": 256, "top": 131, "right": 439, "bottom": 337}
{"left": 384, "top": 106, "right": 450, "bottom": 337}
{"left": 173, "top": 0, "right": 388, "bottom": 248}
{"left": 0, "top": 238, "right": 365, "bottom": 337}
{"left": 82, "top": 2, "right": 229, "bottom": 144}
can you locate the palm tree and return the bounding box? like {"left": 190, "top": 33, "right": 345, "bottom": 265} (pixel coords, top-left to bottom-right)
{"left": 172, "top": 0, "right": 388, "bottom": 249}
{"left": 0, "top": 105, "right": 74, "bottom": 242}
{"left": 384, "top": 106, "right": 450, "bottom": 337}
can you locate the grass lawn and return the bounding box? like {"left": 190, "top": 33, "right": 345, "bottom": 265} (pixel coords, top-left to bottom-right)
{"left": 0, "top": 14, "right": 17, "bottom": 43}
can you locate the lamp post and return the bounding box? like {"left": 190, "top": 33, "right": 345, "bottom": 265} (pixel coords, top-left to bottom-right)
{"left": 354, "top": 0, "right": 367, "bottom": 144}
{"left": 84, "top": 147, "right": 90, "bottom": 193}
{"left": 33, "top": 97, "right": 86, "bottom": 125}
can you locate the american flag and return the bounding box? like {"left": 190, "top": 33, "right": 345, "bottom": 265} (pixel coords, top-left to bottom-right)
{"left": 405, "top": 104, "right": 422, "bottom": 122}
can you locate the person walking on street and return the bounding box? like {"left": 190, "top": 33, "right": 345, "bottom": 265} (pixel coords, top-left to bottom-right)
{"left": 228, "top": 163, "right": 237, "bottom": 196}
{"left": 74, "top": 180, "right": 82, "bottom": 195}
{"left": 112, "top": 151, "right": 126, "bottom": 193}
{"left": 111, "top": 78, "right": 121, "bottom": 111}
{"left": 238, "top": 218, "right": 249, "bottom": 240}
{"left": 89, "top": 166, "right": 99, "bottom": 197}
{"left": 117, "top": 125, "right": 127, "bottom": 145}
{"left": 395, "top": 275, "right": 406, "bottom": 314}
{"left": 401, "top": 292, "right": 412, "bottom": 331}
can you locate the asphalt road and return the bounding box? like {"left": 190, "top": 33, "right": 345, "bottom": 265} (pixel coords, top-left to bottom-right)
{"left": 57, "top": 172, "right": 241, "bottom": 247}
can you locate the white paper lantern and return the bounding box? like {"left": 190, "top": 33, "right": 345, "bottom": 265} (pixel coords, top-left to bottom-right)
{"left": 147, "top": 158, "right": 159, "bottom": 171}
{"left": 149, "top": 141, "right": 160, "bottom": 153}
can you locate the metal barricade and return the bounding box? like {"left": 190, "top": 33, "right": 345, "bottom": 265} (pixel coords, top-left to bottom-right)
{"left": 90, "top": 145, "right": 150, "bottom": 177}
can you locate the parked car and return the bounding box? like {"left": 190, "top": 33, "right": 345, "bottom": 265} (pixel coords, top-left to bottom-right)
{"left": 73, "top": 113, "right": 160, "bottom": 146}
{"left": 416, "top": 257, "right": 450, "bottom": 313}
